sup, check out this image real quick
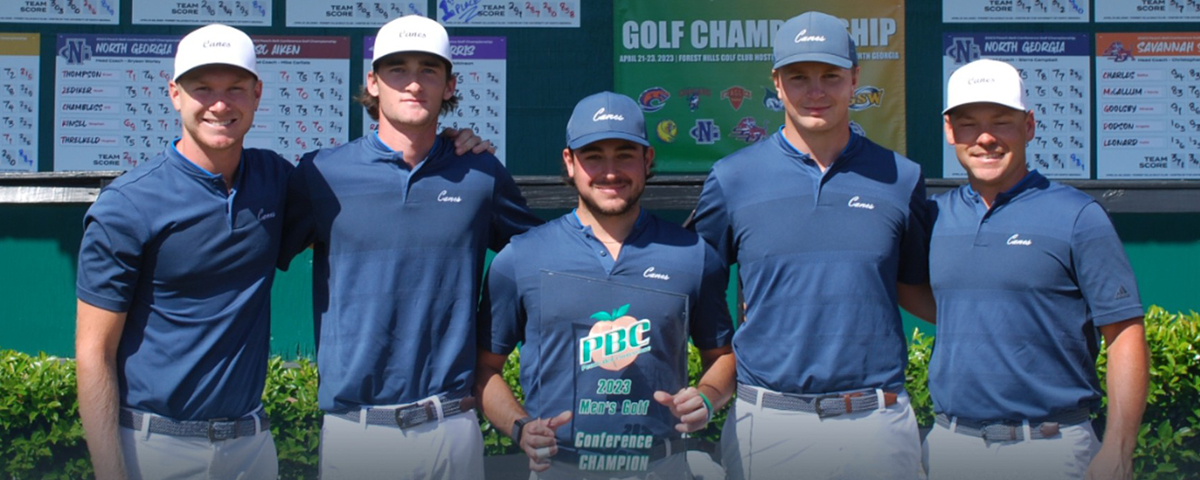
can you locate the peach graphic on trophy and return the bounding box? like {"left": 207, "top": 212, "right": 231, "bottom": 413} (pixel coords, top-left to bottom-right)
{"left": 581, "top": 304, "right": 652, "bottom": 372}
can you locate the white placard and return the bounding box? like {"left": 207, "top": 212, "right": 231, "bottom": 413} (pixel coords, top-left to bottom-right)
{"left": 0, "top": 33, "right": 40, "bottom": 172}
{"left": 1096, "top": 0, "right": 1200, "bottom": 22}
{"left": 942, "top": 33, "right": 1092, "bottom": 179}
{"left": 132, "top": 0, "right": 273, "bottom": 26}
{"left": 363, "top": 36, "right": 508, "bottom": 165}
{"left": 1096, "top": 33, "right": 1200, "bottom": 179}
{"left": 54, "top": 34, "right": 350, "bottom": 171}
{"left": 286, "top": 0, "right": 427, "bottom": 27}
{"left": 943, "top": 0, "right": 1088, "bottom": 23}
{"left": 0, "top": 0, "right": 118, "bottom": 24}
{"left": 437, "top": 0, "right": 579, "bottom": 28}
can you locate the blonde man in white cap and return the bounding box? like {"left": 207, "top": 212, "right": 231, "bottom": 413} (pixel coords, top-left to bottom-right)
{"left": 279, "top": 15, "right": 540, "bottom": 479}
{"left": 924, "top": 57, "right": 1148, "bottom": 480}
{"left": 76, "top": 24, "right": 284, "bottom": 480}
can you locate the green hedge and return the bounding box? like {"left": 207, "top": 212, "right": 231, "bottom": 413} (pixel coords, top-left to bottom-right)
{"left": 2, "top": 306, "right": 1197, "bottom": 479}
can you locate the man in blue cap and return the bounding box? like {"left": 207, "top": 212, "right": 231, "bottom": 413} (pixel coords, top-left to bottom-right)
{"left": 924, "top": 58, "right": 1147, "bottom": 480}
{"left": 691, "top": 11, "right": 932, "bottom": 480}
{"left": 475, "top": 91, "right": 736, "bottom": 479}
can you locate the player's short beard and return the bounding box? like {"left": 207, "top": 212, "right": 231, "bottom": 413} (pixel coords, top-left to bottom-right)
{"left": 575, "top": 179, "right": 644, "bottom": 218}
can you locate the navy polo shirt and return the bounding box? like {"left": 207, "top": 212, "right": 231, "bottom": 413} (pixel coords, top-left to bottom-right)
{"left": 692, "top": 130, "right": 930, "bottom": 394}
{"left": 928, "top": 171, "right": 1143, "bottom": 421}
{"left": 479, "top": 211, "right": 734, "bottom": 446}
{"left": 281, "top": 133, "right": 540, "bottom": 412}
{"left": 76, "top": 145, "right": 290, "bottom": 421}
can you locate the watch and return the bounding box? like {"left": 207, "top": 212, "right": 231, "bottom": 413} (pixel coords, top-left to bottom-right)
{"left": 511, "top": 416, "right": 534, "bottom": 444}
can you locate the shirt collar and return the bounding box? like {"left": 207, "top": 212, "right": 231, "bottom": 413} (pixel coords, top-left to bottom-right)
{"left": 776, "top": 126, "right": 861, "bottom": 170}
{"left": 964, "top": 170, "right": 1048, "bottom": 206}
{"left": 569, "top": 208, "right": 648, "bottom": 234}
{"left": 168, "top": 139, "right": 244, "bottom": 191}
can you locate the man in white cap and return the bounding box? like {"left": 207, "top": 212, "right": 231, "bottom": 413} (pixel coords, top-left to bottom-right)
{"left": 76, "top": 23, "right": 284, "bottom": 480}
{"left": 474, "top": 91, "right": 735, "bottom": 479}
{"left": 279, "top": 15, "right": 541, "bottom": 479}
{"left": 924, "top": 57, "right": 1148, "bottom": 480}
{"left": 690, "top": 10, "right": 932, "bottom": 480}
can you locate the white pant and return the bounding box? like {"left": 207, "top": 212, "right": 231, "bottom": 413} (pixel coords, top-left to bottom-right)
{"left": 319, "top": 408, "right": 484, "bottom": 480}
{"left": 924, "top": 420, "right": 1100, "bottom": 480}
{"left": 118, "top": 413, "right": 277, "bottom": 480}
{"left": 721, "top": 388, "right": 924, "bottom": 480}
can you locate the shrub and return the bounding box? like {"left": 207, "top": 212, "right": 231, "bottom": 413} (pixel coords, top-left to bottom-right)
{"left": 0, "top": 352, "right": 90, "bottom": 479}
{"left": 2, "top": 306, "right": 1198, "bottom": 479}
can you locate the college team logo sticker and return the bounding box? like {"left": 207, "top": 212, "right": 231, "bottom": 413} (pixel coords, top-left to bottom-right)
{"left": 721, "top": 86, "right": 752, "bottom": 110}
{"left": 731, "top": 117, "right": 767, "bottom": 143}
{"left": 762, "top": 86, "right": 783, "bottom": 112}
{"left": 679, "top": 88, "right": 711, "bottom": 112}
{"left": 656, "top": 119, "right": 678, "bottom": 143}
{"left": 638, "top": 87, "right": 670, "bottom": 112}
{"left": 579, "top": 304, "right": 652, "bottom": 372}
{"left": 690, "top": 119, "right": 720, "bottom": 144}
{"left": 850, "top": 86, "right": 884, "bottom": 111}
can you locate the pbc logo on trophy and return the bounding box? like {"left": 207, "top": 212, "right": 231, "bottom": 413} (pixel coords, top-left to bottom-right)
{"left": 579, "top": 304, "right": 652, "bottom": 372}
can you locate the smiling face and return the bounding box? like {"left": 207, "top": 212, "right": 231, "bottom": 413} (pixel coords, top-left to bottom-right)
{"left": 563, "top": 139, "right": 654, "bottom": 219}
{"left": 367, "top": 52, "right": 456, "bottom": 132}
{"left": 169, "top": 65, "right": 262, "bottom": 158}
{"left": 773, "top": 61, "right": 858, "bottom": 136}
{"left": 945, "top": 102, "right": 1036, "bottom": 198}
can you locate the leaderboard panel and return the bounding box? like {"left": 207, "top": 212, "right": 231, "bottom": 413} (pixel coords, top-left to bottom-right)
{"left": 53, "top": 34, "right": 350, "bottom": 171}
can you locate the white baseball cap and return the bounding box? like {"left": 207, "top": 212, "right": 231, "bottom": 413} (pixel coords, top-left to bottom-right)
{"left": 372, "top": 15, "right": 452, "bottom": 68}
{"left": 944, "top": 58, "right": 1027, "bottom": 115}
{"left": 174, "top": 24, "right": 258, "bottom": 81}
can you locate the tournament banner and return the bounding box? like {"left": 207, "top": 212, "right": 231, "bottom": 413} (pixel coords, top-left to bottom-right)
{"left": 437, "top": 0, "right": 580, "bottom": 28}
{"left": 53, "top": 34, "right": 350, "bottom": 171}
{"left": 1095, "top": 33, "right": 1200, "bottom": 179}
{"left": 0, "top": 0, "right": 118, "bottom": 24}
{"left": 1096, "top": 0, "right": 1200, "bottom": 22}
{"left": 0, "top": 33, "right": 39, "bottom": 172}
{"left": 132, "top": 0, "right": 272, "bottom": 25}
{"left": 539, "top": 271, "right": 689, "bottom": 476}
{"left": 286, "top": 0, "right": 427, "bottom": 28}
{"left": 614, "top": 0, "right": 906, "bottom": 173}
{"left": 942, "top": 33, "right": 1092, "bottom": 179}
{"left": 943, "top": 0, "right": 1088, "bottom": 23}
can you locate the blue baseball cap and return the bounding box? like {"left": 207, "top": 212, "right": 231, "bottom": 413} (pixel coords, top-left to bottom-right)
{"left": 772, "top": 11, "right": 857, "bottom": 70}
{"left": 566, "top": 92, "right": 650, "bottom": 150}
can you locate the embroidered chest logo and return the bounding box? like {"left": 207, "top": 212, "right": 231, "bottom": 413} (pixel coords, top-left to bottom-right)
{"left": 437, "top": 190, "right": 462, "bottom": 203}
{"left": 257, "top": 208, "right": 276, "bottom": 221}
{"left": 847, "top": 195, "right": 875, "bottom": 210}
{"left": 642, "top": 267, "right": 670, "bottom": 281}
{"left": 1006, "top": 234, "right": 1033, "bottom": 246}
{"left": 579, "top": 304, "right": 652, "bottom": 372}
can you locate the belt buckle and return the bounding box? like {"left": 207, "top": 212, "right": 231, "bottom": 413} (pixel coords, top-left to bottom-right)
{"left": 810, "top": 394, "right": 840, "bottom": 418}
{"left": 395, "top": 401, "right": 436, "bottom": 429}
{"left": 979, "top": 423, "right": 1018, "bottom": 443}
{"left": 207, "top": 417, "right": 231, "bottom": 442}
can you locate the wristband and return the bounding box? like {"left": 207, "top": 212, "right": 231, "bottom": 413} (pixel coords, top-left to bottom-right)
{"left": 697, "top": 391, "right": 714, "bottom": 424}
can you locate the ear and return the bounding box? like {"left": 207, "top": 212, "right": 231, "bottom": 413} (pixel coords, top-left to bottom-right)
{"left": 850, "top": 65, "right": 860, "bottom": 89}
{"left": 771, "top": 69, "right": 782, "bottom": 92}
{"left": 943, "top": 114, "right": 956, "bottom": 145}
{"left": 562, "top": 148, "right": 575, "bottom": 179}
{"left": 366, "top": 70, "right": 380, "bottom": 97}
{"left": 644, "top": 146, "right": 655, "bottom": 175}
{"left": 168, "top": 81, "right": 183, "bottom": 112}
{"left": 444, "top": 71, "right": 457, "bottom": 101}
{"left": 252, "top": 78, "right": 264, "bottom": 109}
{"left": 1023, "top": 110, "right": 1036, "bottom": 140}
